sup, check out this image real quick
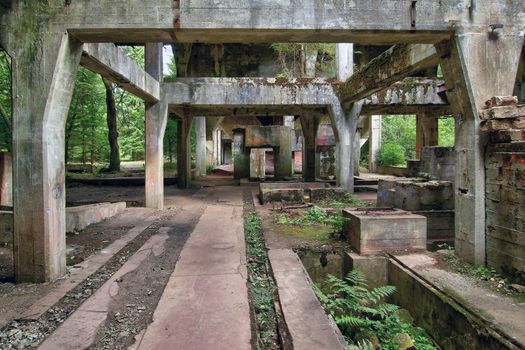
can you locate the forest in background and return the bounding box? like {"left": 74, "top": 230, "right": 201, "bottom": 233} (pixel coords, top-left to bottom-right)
{"left": 0, "top": 45, "right": 455, "bottom": 173}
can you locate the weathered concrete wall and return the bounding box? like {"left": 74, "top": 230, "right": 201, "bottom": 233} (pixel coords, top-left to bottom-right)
{"left": 388, "top": 259, "right": 520, "bottom": 350}
{"left": 377, "top": 179, "right": 454, "bottom": 211}
{"left": 485, "top": 138, "right": 525, "bottom": 279}
{"left": 407, "top": 146, "right": 455, "bottom": 181}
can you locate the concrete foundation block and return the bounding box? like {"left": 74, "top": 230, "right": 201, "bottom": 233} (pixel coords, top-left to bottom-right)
{"left": 343, "top": 208, "right": 427, "bottom": 254}
{"left": 259, "top": 182, "right": 330, "bottom": 204}
{"left": 342, "top": 252, "right": 388, "bottom": 289}
{"left": 66, "top": 202, "right": 126, "bottom": 233}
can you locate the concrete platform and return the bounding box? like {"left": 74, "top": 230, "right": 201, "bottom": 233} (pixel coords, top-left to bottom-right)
{"left": 390, "top": 252, "right": 525, "bottom": 349}
{"left": 132, "top": 202, "right": 251, "bottom": 350}
{"left": 268, "top": 249, "right": 346, "bottom": 350}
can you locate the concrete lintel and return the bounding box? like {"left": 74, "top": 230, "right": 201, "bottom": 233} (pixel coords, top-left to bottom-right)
{"left": 339, "top": 44, "right": 442, "bottom": 105}
{"left": 81, "top": 43, "right": 160, "bottom": 103}
{"left": 362, "top": 77, "right": 451, "bottom": 115}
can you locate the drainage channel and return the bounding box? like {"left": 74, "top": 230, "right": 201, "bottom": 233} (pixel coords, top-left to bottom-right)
{"left": 243, "top": 190, "right": 292, "bottom": 350}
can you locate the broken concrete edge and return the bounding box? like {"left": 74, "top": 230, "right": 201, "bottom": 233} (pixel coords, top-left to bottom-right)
{"left": 268, "top": 249, "right": 347, "bottom": 349}
{"left": 0, "top": 202, "right": 127, "bottom": 240}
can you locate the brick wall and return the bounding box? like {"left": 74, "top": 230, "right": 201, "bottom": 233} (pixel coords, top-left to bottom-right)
{"left": 483, "top": 100, "right": 525, "bottom": 279}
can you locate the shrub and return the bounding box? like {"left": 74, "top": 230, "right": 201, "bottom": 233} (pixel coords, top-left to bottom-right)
{"left": 377, "top": 143, "right": 406, "bottom": 167}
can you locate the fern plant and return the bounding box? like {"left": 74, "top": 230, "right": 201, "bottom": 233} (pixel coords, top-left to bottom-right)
{"left": 315, "top": 270, "right": 438, "bottom": 349}
{"left": 315, "top": 269, "right": 398, "bottom": 342}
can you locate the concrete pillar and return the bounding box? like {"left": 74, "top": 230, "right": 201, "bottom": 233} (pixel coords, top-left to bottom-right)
{"left": 145, "top": 43, "right": 168, "bottom": 209}
{"left": 368, "top": 115, "right": 382, "bottom": 172}
{"left": 353, "top": 128, "right": 361, "bottom": 176}
{"left": 250, "top": 149, "right": 266, "bottom": 180}
{"left": 335, "top": 103, "right": 361, "bottom": 192}
{"left": 437, "top": 32, "right": 524, "bottom": 265}
{"left": 336, "top": 44, "right": 354, "bottom": 81}
{"left": 301, "top": 114, "right": 320, "bottom": 182}
{"left": 335, "top": 43, "right": 358, "bottom": 190}
{"left": 11, "top": 34, "right": 82, "bottom": 282}
{"left": 233, "top": 128, "right": 250, "bottom": 179}
{"left": 177, "top": 116, "right": 193, "bottom": 189}
{"left": 0, "top": 152, "right": 12, "bottom": 207}
{"left": 194, "top": 116, "right": 207, "bottom": 176}
{"left": 274, "top": 127, "right": 294, "bottom": 179}
{"left": 415, "top": 114, "right": 439, "bottom": 159}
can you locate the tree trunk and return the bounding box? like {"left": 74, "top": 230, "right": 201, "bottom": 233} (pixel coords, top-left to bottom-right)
{"left": 102, "top": 77, "right": 120, "bottom": 171}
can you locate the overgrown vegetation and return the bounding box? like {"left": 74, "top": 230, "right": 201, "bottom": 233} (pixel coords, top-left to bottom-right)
{"left": 277, "top": 206, "right": 346, "bottom": 233}
{"left": 270, "top": 43, "right": 336, "bottom": 78}
{"left": 244, "top": 211, "right": 280, "bottom": 349}
{"left": 373, "top": 115, "right": 455, "bottom": 167}
{"left": 439, "top": 245, "right": 525, "bottom": 301}
{"left": 315, "top": 270, "right": 438, "bottom": 350}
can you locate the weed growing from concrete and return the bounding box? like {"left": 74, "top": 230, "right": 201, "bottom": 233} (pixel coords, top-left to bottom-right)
{"left": 244, "top": 211, "right": 281, "bottom": 349}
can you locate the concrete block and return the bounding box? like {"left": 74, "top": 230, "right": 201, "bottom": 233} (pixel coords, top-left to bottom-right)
{"left": 259, "top": 182, "right": 329, "bottom": 204}
{"left": 66, "top": 202, "right": 127, "bottom": 233}
{"left": 342, "top": 252, "right": 388, "bottom": 289}
{"left": 343, "top": 208, "right": 427, "bottom": 254}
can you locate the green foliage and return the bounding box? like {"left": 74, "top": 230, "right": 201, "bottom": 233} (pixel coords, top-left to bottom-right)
{"left": 377, "top": 143, "right": 406, "bottom": 167}
{"left": 244, "top": 212, "right": 279, "bottom": 349}
{"left": 0, "top": 50, "right": 11, "bottom": 152}
{"left": 438, "top": 117, "right": 455, "bottom": 147}
{"left": 315, "top": 270, "right": 437, "bottom": 349}
{"left": 270, "top": 43, "right": 336, "bottom": 78}
{"left": 277, "top": 206, "right": 346, "bottom": 232}
{"left": 381, "top": 115, "right": 416, "bottom": 162}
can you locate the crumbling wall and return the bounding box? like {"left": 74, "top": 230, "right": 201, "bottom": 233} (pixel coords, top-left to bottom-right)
{"left": 482, "top": 98, "right": 525, "bottom": 279}
{"left": 407, "top": 146, "right": 455, "bottom": 181}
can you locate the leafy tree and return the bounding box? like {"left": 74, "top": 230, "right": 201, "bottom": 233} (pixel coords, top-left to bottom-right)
{"left": 438, "top": 117, "right": 455, "bottom": 147}
{"left": 381, "top": 115, "right": 417, "bottom": 163}
{"left": 377, "top": 143, "right": 406, "bottom": 167}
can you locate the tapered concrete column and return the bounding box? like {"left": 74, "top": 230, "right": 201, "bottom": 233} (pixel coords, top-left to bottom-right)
{"left": 145, "top": 43, "right": 167, "bottom": 209}
{"left": 250, "top": 149, "right": 266, "bottom": 179}
{"left": 0, "top": 152, "right": 12, "bottom": 207}
{"left": 274, "top": 127, "right": 294, "bottom": 179}
{"left": 368, "top": 115, "right": 382, "bottom": 172}
{"left": 415, "top": 114, "right": 438, "bottom": 159}
{"left": 194, "top": 116, "right": 207, "bottom": 176}
{"left": 233, "top": 128, "right": 250, "bottom": 179}
{"left": 11, "top": 34, "right": 82, "bottom": 282}
{"left": 335, "top": 103, "right": 361, "bottom": 192}
{"left": 177, "top": 116, "right": 194, "bottom": 189}
{"left": 437, "top": 32, "right": 524, "bottom": 265}
{"left": 335, "top": 43, "right": 358, "bottom": 190}
{"left": 301, "top": 114, "right": 320, "bottom": 182}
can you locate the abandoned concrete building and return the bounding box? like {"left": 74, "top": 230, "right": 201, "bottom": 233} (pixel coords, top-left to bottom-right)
{"left": 0, "top": 1, "right": 525, "bottom": 349}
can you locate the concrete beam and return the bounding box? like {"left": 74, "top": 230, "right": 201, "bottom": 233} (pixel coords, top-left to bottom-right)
{"left": 81, "top": 43, "right": 160, "bottom": 103}
{"left": 339, "top": 44, "right": 442, "bottom": 106}
{"left": 58, "top": 1, "right": 511, "bottom": 44}
{"left": 362, "top": 77, "right": 451, "bottom": 115}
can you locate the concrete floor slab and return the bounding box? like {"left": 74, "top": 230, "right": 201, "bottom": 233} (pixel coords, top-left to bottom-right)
{"left": 269, "top": 249, "right": 346, "bottom": 350}
{"left": 133, "top": 195, "right": 251, "bottom": 350}
{"left": 135, "top": 274, "right": 251, "bottom": 350}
